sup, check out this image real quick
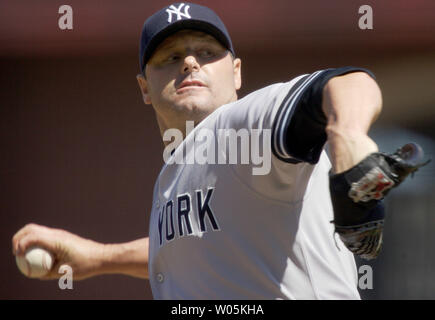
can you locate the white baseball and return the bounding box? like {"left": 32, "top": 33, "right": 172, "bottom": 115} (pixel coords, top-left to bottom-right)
{"left": 16, "top": 247, "right": 54, "bottom": 278}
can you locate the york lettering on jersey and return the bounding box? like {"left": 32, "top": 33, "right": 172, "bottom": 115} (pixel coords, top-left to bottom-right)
{"left": 158, "top": 187, "right": 220, "bottom": 246}
{"left": 177, "top": 194, "right": 192, "bottom": 236}
{"left": 197, "top": 188, "right": 219, "bottom": 232}
{"left": 165, "top": 200, "right": 175, "bottom": 241}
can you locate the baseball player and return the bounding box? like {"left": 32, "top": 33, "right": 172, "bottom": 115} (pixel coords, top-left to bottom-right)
{"left": 12, "top": 3, "right": 427, "bottom": 299}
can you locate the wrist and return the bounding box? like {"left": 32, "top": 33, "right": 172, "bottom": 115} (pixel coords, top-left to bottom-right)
{"left": 99, "top": 243, "right": 124, "bottom": 275}
{"left": 98, "top": 239, "right": 149, "bottom": 279}
{"left": 327, "top": 129, "right": 378, "bottom": 174}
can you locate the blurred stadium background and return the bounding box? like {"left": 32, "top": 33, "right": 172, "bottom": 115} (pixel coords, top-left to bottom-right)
{"left": 1, "top": 0, "right": 434, "bottom": 299}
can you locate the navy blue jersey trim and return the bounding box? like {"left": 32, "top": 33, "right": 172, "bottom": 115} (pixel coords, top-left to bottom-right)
{"left": 272, "top": 67, "right": 375, "bottom": 164}
{"left": 271, "top": 75, "right": 309, "bottom": 163}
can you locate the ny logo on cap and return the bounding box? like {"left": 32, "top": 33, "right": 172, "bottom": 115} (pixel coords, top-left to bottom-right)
{"left": 166, "top": 3, "right": 191, "bottom": 23}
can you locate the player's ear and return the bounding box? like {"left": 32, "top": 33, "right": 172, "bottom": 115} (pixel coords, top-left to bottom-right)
{"left": 233, "top": 58, "right": 242, "bottom": 90}
{"left": 136, "top": 74, "right": 152, "bottom": 105}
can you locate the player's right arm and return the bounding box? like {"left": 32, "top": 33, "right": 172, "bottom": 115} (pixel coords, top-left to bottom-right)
{"left": 12, "top": 223, "right": 149, "bottom": 280}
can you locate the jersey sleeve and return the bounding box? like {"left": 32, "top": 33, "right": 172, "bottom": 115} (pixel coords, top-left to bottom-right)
{"left": 216, "top": 66, "right": 375, "bottom": 164}
{"left": 212, "top": 66, "right": 375, "bottom": 202}
{"left": 272, "top": 66, "right": 375, "bottom": 164}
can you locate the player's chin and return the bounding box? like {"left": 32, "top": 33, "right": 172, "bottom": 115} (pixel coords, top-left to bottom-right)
{"left": 173, "top": 95, "right": 216, "bottom": 114}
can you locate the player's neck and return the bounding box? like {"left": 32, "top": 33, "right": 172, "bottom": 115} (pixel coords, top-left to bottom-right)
{"left": 155, "top": 114, "right": 198, "bottom": 147}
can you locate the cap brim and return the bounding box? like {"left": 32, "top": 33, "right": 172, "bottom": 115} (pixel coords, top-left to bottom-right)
{"left": 142, "top": 19, "right": 234, "bottom": 69}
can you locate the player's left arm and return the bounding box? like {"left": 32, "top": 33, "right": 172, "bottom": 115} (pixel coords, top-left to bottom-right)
{"left": 272, "top": 66, "right": 379, "bottom": 165}
{"left": 278, "top": 67, "right": 428, "bottom": 259}
{"left": 322, "top": 72, "right": 429, "bottom": 259}
{"left": 321, "top": 71, "right": 381, "bottom": 173}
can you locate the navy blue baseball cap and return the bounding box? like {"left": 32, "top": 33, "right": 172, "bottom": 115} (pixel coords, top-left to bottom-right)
{"left": 139, "top": 2, "right": 235, "bottom": 73}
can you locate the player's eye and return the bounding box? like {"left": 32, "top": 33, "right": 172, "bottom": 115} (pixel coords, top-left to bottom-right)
{"left": 197, "top": 49, "right": 215, "bottom": 58}
{"left": 166, "top": 54, "right": 181, "bottom": 63}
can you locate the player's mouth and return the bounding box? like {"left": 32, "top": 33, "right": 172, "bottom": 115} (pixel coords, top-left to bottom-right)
{"left": 176, "top": 80, "right": 206, "bottom": 93}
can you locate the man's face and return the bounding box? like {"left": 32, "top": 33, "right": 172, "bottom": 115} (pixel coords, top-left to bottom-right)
{"left": 138, "top": 30, "right": 241, "bottom": 124}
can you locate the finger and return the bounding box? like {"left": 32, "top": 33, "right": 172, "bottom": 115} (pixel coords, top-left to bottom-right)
{"left": 12, "top": 223, "right": 42, "bottom": 255}
{"left": 40, "top": 268, "right": 61, "bottom": 280}
{"left": 16, "top": 232, "right": 59, "bottom": 259}
{"left": 42, "top": 263, "right": 74, "bottom": 280}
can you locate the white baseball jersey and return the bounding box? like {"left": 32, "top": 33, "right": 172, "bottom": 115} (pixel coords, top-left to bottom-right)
{"left": 147, "top": 72, "right": 361, "bottom": 299}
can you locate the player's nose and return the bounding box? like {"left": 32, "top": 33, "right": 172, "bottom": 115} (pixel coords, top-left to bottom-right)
{"left": 181, "top": 55, "right": 200, "bottom": 74}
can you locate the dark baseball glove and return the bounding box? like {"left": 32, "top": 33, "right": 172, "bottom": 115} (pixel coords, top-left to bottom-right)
{"left": 329, "top": 143, "right": 430, "bottom": 260}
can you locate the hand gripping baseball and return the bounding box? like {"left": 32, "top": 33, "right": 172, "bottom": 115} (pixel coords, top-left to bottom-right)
{"left": 12, "top": 224, "right": 106, "bottom": 280}
{"left": 329, "top": 143, "right": 430, "bottom": 260}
